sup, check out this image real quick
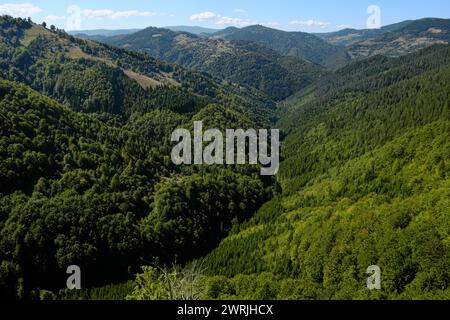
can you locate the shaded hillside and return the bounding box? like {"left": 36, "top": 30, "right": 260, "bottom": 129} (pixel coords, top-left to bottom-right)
{"left": 0, "top": 16, "right": 276, "bottom": 299}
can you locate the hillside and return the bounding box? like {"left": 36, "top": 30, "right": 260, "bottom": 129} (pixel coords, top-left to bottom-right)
{"left": 315, "top": 20, "right": 414, "bottom": 46}
{"left": 1, "top": 14, "right": 449, "bottom": 301}
{"left": 198, "top": 45, "right": 450, "bottom": 300}
{"left": 0, "top": 16, "right": 276, "bottom": 299}
{"left": 0, "top": 16, "right": 274, "bottom": 118}
{"left": 209, "top": 25, "right": 344, "bottom": 67}
{"left": 316, "top": 18, "right": 450, "bottom": 66}
{"left": 97, "top": 26, "right": 326, "bottom": 101}
{"left": 345, "top": 18, "right": 450, "bottom": 60}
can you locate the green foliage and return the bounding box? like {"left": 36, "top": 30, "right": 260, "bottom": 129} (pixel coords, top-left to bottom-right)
{"left": 279, "top": 45, "right": 450, "bottom": 195}
{"left": 142, "top": 171, "right": 267, "bottom": 262}
{"left": 1, "top": 16, "right": 449, "bottom": 301}
{"left": 127, "top": 263, "right": 205, "bottom": 300}
{"left": 126, "top": 267, "right": 167, "bottom": 300}
{"left": 202, "top": 46, "right": 450, "bottom": 300}
{"left": 0, "top": 17, "right": 274, "bottom": 300}
{"left": 0, "top": 16, "right": 32, "bottom": 47}
{"left": 0, "top": 16, "right": 274, "bottom": 117}
{"left": 0, "top": 76, "right": 272, "bottom": 298}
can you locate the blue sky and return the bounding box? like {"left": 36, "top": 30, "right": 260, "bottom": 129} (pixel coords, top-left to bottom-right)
{"left": 1, "top": 0, "right": 449, "bottom": 32}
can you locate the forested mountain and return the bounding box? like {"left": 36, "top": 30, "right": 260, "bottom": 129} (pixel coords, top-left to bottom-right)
{"left": 94, "top": 26, "right": 326, "bottom": 101}
{"left": 209, "top": 25, "right": 344, "bottom": 67}
{"left": 0, "top": 16, "right": 274, "bottom": 118}
{"left": 0, "top": 14, "right": 449, "bottom": 301}
{"left": 343, "top": 18, "right": 450, "bottom": 60}
{"left": 195, "top": 44, "right": 450, "bottom": 299}
{"left": 316, "top": 18, "right": 450, "bottom": 65}
{"left": 73, "top": 19, "right": 450, "bottom": 73}
{"left": 0, "top": 16, "right": 276, "bottom": 299}
{"left": 315, "top": 20, "right": 415, "bottom": 46}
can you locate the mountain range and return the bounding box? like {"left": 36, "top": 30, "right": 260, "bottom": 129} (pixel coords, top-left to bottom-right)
{"left": 69, "top": 25, "right": 221, "bottom": 38}
{"left": 69, "top": 29, "right": 142, "bottom": 38}
{"left": 319, "top": 18, "right": 450, "bottom": 60}
{"left": 208, "top": 24, "right": 343, "bottom": 66}
{"left": 84, "top": 18, "right": 450, "bottom": 73}
{"left": 94, "top": 26, "right": 326, "bottom": 101}
{"left": 0, "top": 15, "right": 449, "bottom": 300}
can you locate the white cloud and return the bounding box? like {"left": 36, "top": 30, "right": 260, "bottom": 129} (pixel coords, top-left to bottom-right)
{"left": 189, "top": 11, "right": 216, "bottom": 21}
{"left": 189, "top": 11, "right": 257, "bottom": 27}
{"left": 215, "top": 16, "right": 256, "bottom": 27}
{"left": 45, "top": 15, "right": 66, "bottom": 23}
{"left": 82, "top": 9, "right": 156, "bottom": 19}
{"left": 290, "top": 19, "right": 331, "bottom": 28}
{"left": 0, "top": 3, "right": 42, "bottom": 17}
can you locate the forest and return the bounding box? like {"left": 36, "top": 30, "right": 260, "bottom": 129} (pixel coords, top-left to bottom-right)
{"left": 0, "top": 15, "right": 449, "bottom": 300}
{"left": 0, "top": 16, "right": 274, "bottom": 299}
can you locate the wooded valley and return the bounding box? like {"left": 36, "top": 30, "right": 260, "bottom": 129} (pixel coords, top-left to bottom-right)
{"left": 0, "top": 14, "right": 448, "bottom": 300}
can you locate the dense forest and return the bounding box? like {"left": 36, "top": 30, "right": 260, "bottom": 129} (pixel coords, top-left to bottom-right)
{"left": 0, "top": 15, "right": 449, "bottom": 300}
{"left": 0, "top": 16, "right": 275, "bottom": 299}
{"left": 198, "top": 44, "right": 450, "bottom": 300}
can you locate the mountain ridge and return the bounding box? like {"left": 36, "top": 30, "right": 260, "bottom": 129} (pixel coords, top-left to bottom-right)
{"left": 209, "top": 24, "right": 344, "bottom": 67}
{"left": 95, "top": 25, "right": 326, "bottom": 101}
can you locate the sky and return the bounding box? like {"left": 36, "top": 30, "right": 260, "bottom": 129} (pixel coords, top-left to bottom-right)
{"left": 0, "top": 0, "right": 449, "bottom": 32}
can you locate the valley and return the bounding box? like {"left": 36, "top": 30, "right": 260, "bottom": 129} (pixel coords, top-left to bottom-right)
{"left": 0, "top": 13, "right": 449, "bottom": 301}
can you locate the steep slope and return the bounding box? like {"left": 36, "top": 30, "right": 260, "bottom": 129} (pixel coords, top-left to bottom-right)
{"left": 209, "top": 25, "right": 344, "bottom": 67}
{"left": 98, "top": 26, "right": 326, "bottom": 101}
{"left": 0, "top": 78, "right": 274, "bottom": 299}
{"left": 0, "top": 16, "right": 274, "bottom": 118}
{"left": 200, "top": 45, "right": 450, "bottom": 300}
{"left": 0, "top": 16, "right": 276, "bottom": 299}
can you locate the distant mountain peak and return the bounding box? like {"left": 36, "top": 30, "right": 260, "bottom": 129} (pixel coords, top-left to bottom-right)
{"left": 164, "top": 25, "right": 222, "bottom": 35}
